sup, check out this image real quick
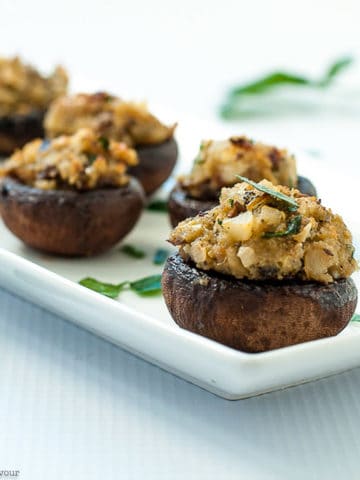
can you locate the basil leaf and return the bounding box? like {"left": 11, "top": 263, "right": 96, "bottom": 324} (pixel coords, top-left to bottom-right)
{"left": 236, "top": 175, "right": 298, "bottom": 211}
{"left": 153, "top": 248, "right": 169, "bottom": 265}
{"left": 263, "top": 215, "right": 302, "bottom": 238}
{"left": 351, "top": 313, "right": 360, "bottom": 323}
{"left": 147, "top": 199, "right": 168, "bottom": 212}
{"left": 130, "top": 275, "right": 162, "bottom": 296}
{"left": 79, "top": 277, "right": 127, "bottom": 299}
{"left": 121, "top": 244, "right": 146, "bottom": 259}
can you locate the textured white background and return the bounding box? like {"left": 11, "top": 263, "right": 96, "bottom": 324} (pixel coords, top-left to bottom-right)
{"left": 1, "top": 0, "right": 360, "bottom": 478}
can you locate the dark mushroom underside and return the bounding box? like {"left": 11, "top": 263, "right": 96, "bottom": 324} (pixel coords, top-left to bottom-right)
{"left": 162, "top": 253, "right": 357, "bottom": 353}
{"left": 129, "top": 137, "right": 178, "bottom": 196}
{"left": 0, "top": 176, "right": 145, "bottom": 256}
{"left": 168, "top": 175, "right": 317, "bottom": 227}
{"left": 0, "top": 110, "right": 45, "bottom": 156}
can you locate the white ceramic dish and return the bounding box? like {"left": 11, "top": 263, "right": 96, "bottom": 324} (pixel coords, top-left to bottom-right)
{"left": 0, "top": 126, "right": 358, "bottom": 399}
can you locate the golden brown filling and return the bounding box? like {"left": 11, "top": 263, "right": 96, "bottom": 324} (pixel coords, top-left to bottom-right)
{"left": 169, "top": 179, "right": 357, "bottom": 283}
{"left": 44, "top": 92, "right": 176, "bottom": 147}
{"left": 0, "top": 128, "right": 138, "bottom": 191}
{"left": 0, "top": 56, "right": 68, "bottom": 117}
{"left": 178, "top": 136, "right": 297, "bottom": 199}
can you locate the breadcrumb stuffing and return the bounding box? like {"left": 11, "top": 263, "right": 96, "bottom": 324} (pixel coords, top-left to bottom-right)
{"left": 169, "top": 180, "right": 357, "bottom": 283}
{"left": 0, "top": 56, "right": 68, "bottom": 116}
{"left": 45, "top": 92, "right": 176, "bottom": 147}
{"left": 178, "top": 136, "right": 297, "bottom": 199}
{"left": 0, "top": 128, "right": 138, "bottom": 191}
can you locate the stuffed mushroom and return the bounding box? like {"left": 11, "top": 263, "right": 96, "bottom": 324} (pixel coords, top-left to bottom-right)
{"left": 162, "top": 179, "right": 357, "bottom": 353}
{"left": 44, "top": 92, "right": 178, "bottom": 195}
{"left": 169, "top": 136, "right": 316, "bottom": 227}
{"left": 0, "top": 128, "right": 145, "bottom": 256}
{"left": 0, "top": 56, "right": 68, "bottom": 156}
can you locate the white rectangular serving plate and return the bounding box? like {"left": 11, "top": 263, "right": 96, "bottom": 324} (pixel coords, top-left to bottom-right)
{"left": 0, "top": 125, "right": 359, "bottom": 400}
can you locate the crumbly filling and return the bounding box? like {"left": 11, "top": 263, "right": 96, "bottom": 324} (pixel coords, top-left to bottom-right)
{"left": 169, "top": 179, "right": 357, "bottom": 283}
{"left": 178, "top": 136, "right": 297, "bottom": 199}
{"left": 0, "top": 56, "right": 68, "bottom": 116}
{"left": 44, "top": 92, "right": 176, "bottom": 147}
{"left": 0, "top": 128, "right": 138, "bottom": 190}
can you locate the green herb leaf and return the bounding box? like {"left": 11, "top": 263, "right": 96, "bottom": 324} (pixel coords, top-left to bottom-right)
{"left": 194, "top": 155, "right": 205, "bottom": 165}
{"left": 79, "top": 277, "right": 127, "bottom": 299}
{"left": 153, "top": 248, "right": 169, "bottom": 265}
{"left": 263, "top": 215, "right": 302, "bottom": 238}
{"left": 220, "top": 56, "right": 354, "bottom": 119}
{"left": 229, "top": 72, "right": 310, "bottom": 97}
{"left": 236, "top": 175, "right": 298, "bottom": 211}
{"left": 320, "top": 56, "right": 353, "bottom": 86}
{"left": 79, "top": 274, "right": 162, "bottom": 298}
{"left": 146, "top": 199, "right": 168, "bottom": 212}
{"left": 129, "top": 275, "right": 162, "bottom": 296}
{"left": 120, "top": 244, "right": 146, "bottom": 259}
{"left": 98, "top": 136, "right": 110, "bottom": 150}
{"left": 351, "top": 313, "right": 360, "bottom": 323}
{"left": 87, "top": 153, "right": 97, "bottom": 164}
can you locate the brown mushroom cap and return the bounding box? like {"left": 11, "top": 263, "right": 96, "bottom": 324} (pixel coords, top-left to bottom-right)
{"left": 297, "top": 175, "right": 317, "bottom": 197}
{"left": 0, "top": 110, "right": 45, "bottom": 156}
{"left": 168, "top": 183, "right": 217, "bottom": 228}
{"left": 0, "top": 176, "right": 145, "bottom": 256}
{"left": 162, "top": 253, "right": 357, "bottom": 353}
{"left": 129, "top": 138, "right": 178, "bottom": 195}
{"left": 168, "top": 175, "right": 317, "bottom": 227}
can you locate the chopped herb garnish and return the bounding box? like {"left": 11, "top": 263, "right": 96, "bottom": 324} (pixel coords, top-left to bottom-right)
{"left": 98, "top": 136, "right": 110, "bottom": 150}
{"left": 220, "top": 56, "right": 353, "bottom": 119}
{"left": 147, "top": 199, "right": 168, "bottom": 212}
{"left": 153, "top": 248, "right": 169, "bottom": 265}
{"left": 79, "top": 278, "right": 127, "bottom": 299}
{"left": 217, "top": 219, "right": 223, "bottom": 226}
{"left": 263, "top": 215, "right": 302, "bottom": 238}
{"left": 129, "top": 275, "right": 162, "bottom": 296}
{"left": 194, "top": 154, "right": 205, "bottom": 165}
{"left": 229, "top": 198, "right": 234, "bottom": 207}
{"left": 79, "top": 274, "right": 162, "bottom": 298}
{"left": 351, "top": 313, "right": 360, "bottom": 323}
{"left": 236, "top": 175, "right": 298, "bottom": 211}
{"left": 120, "top": 244, "right": 146, "bottom": 259}
{"left": 87, "top": 153, "right": 97, "bottom": 164}
{"left": 194, "top": 143, "right": 206, "bottom": 164}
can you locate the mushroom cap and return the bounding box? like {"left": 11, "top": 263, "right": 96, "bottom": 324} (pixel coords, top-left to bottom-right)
{"left": 162, "top": 253, "right": 357, "bottom": 353}
{"left": 0, "top": 176, "right": 145, "bottom": 256}
{"left": 130, "top": 137, "right": 178, "bottom": 195}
